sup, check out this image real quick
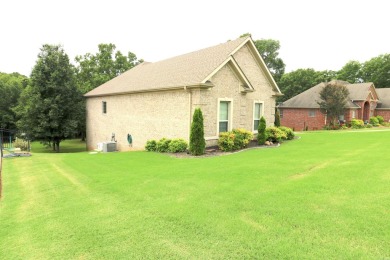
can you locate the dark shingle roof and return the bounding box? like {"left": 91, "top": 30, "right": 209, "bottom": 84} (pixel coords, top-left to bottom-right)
{"left": 279, "top": 80, "right": 375, "bottom": 109}
{"left": 375, "top": 88, "right": 390, "bottom": 109}
{"left": 85, "top": 36, "right": 281, "bottom": 97}
{"left": 345, "top": 83, "right": 376, "bottom": 100}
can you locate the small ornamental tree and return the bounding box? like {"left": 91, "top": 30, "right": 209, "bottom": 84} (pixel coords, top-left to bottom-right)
{"left": 274, "top": 109, "right": 281, "bottom": 127}
{"left": 317, "top": 82, "right": 350, "bottom": 127}
{"left": 257, "top": 116, "right": 267, "bottom": 145}
{"left": 189, "top": 108, "right": 206, "bottom": 155}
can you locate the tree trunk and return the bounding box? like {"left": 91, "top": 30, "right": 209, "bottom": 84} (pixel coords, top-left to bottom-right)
{"left": 55, "top": 140, "right": 60, "bottom": 153}
{"left": 81, "top": 132, "right": 85, "bottom": 142}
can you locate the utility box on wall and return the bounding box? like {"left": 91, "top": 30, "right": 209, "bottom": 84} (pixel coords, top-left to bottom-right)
{"left": 102, "top": 142, "right": 116, "bottom": 152}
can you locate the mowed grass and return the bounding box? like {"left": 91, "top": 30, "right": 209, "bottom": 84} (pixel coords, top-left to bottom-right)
{"left": 0, "top": 130, "right": 390, "bottom": 259}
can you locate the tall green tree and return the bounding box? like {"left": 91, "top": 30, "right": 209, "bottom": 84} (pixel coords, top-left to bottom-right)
{"left": 278, "top": 68, "right": 336, "bottom": 102}
{"left": 74, "top": 44, "right": 142, "bottom": 140}
{"left": 317, "top": 82, "right": 350, "bottom": 126}
{"left": 278, "top": 69, "right": 320, "bottom": 102}
{"left": 0, "top": 72, "right": 28, "bottom": 130}
{"left": 75, "top": 43, "right": 142, "bottom": 94}
{"left": 336, "top": 60, "right": 362, "bottom": 83}
{"left": 253, "top": 39, "right": 285, "bottom": 83}
{"left": 14, "top": 44, "right": 82, "bottom": 152}
{"left": 240, "top": 34, "right": 285, "bottom": 83}
{"left": 189, "top": 108, "right": 205, "bottom": 156}
{"left": 361, "top": 54, "right": 390, "bottom": 88}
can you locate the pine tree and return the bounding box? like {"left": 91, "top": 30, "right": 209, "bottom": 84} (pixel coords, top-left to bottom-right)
{"left": 189, "top": 108, "right": 206, "bottom": 155}
{"left": 257, "top": 116, "right": 267, "bottom": 145}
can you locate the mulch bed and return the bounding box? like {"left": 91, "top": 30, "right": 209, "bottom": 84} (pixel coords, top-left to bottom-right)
{"left": 169, "top": 140, "right": 280, "bottom": 158}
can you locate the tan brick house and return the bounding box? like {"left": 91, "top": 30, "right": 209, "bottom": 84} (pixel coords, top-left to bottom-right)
{"left": 278, "top": 80, "right": 390, "bottom": 131}
{"left": 84, "top": 36, "right": 282, "bottom": 151}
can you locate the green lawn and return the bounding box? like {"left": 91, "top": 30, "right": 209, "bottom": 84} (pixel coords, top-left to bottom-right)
{"left": 0, "top": 130, "right": 389, "bottom": 259}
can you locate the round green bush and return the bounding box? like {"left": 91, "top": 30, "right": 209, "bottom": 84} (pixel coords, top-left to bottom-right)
{"left": 265, "top": 127, "right": 286, "bottom": 143}
{"left": 376, "top": 115, "right": 384, "bottom": 125}
{"left": 168, "top": 139, "right": 188, "bottom": 153}
{"left": 232, "top": 128, "right": 253, "bottom": 149}
{"left": 145, "top": 139, "right": 157, "bottom": 151}
{"left": 278, "top": 126, "right": 295, "bottom": 140}
{"left": 218, "top": 132, "right": 235, "bottom": 152}
{"left": 351, "top": 119, "right": 364, "bottom": 129}
{"left": 156, "top": 138, "right": 171, "bottom": 153}
{"left": 369, "top": 116, "right": 379, "bottom": 126}
{"left": 218, "top": 129, "right": 254, "bottom": 152}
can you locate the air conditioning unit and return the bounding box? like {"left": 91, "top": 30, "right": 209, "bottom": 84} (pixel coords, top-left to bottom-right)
{"left": 102, "top": 142, "right": 117, "bottom": 152}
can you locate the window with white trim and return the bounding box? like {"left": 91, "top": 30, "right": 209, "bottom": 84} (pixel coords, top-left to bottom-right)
{"left": 102, "top": 101, "right": 107, "bottom": 114}
{"left": 309, "top": 110, "right": 316, "bottom": 117}
{"left": 279, "top": 109, "right": 283, "bottom": 119}
{"left": 219, "top": 101, "right": 230, "bottom": 133}
{"left": 253, "top": 102, "right": 263, "bottom": 130}
{"left": 351, "top": 110, "right": 356, "bottom": 119}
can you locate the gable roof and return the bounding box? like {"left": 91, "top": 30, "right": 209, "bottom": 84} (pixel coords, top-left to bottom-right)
{"left": 278, "top": 80, "right": 376, "bottom": 109}
{"left": 85, "top": 36, "right": 281, "bottom": 97}
{"left": 375, "top": 88, "right": 390, "bottom": 109}
{"left": 345, "top": 83, "right": 377, "bottom": 101}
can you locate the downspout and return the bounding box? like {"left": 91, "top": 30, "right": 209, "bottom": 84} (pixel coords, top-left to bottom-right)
{"left": 185, "top": 86, "right": 192, "bottom": 141}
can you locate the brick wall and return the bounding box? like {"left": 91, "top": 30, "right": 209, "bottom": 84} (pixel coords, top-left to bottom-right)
{"left": 86, "top": 90, "right": 190, "bottom": 151}
{"left": 375, "top": 110, "right": 390, "bottom": 122}
{"left": 86, "top": 43, "right": 278, "bottom": 151}
{"left": 280, "top": 108, "right": 326, "bottom": 131}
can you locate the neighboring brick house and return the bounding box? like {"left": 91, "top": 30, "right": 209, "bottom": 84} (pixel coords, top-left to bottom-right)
{"left": 375, "top": 88, "right": 390, "bottom": 120}
{"left": 84, "top": 36, "right": 282, "bottom": 151}
{"left": 278, "top": 80, "right": 390, "bottom": 131}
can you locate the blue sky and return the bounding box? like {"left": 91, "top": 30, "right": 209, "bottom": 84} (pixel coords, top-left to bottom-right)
{"left": 1, "top": 0, "right": 388, "bottom": 76}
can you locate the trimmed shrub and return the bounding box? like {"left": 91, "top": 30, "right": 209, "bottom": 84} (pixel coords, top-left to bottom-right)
{"left": 218, "top": 129, "right": 254, "bottom": 152}
{"left": 365, "top": 123, "right": 373, "bottom": 128}
{"left": 218, "top": 132, "right": 235, "bottom": 152}
{"left": 274, "top": 110, "right": 281, "bottom": 127}
{"left": 266, "top": 126, "right": 286, "bottom": 143}
{"left": 351, "top": 119, "right": 364, "bottom": 129}
{"left": 257, "top": 116, "right": 266, "bottom": 145}
{"left": 376, "top": 115, "right": 384, "bottom": 125}
{"left": 232, "top": 128, "right": 253, "bottom": 149}
{"left": 156, "top": 138, "right": 171, "bottom": 153}
{"left": 189, "top": 108, "right": 206, "bottom": 155}
{"left": 168, "top": 139, "right": 188, "bottom": 153}
{"left": 370, "top": 116, "right": 379, "bottom": 126}
{"left": 145, "top": 139, "right": 157, "bottom": 151}
{"left": 279, "top": 126, "right": 295, "bottom": 140}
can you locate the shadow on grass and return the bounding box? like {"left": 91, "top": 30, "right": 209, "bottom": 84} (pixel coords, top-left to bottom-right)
{"left": 30, "top": 139, "right": 87, "bottom": 153}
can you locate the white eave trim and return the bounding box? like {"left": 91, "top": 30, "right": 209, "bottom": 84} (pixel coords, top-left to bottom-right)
{"left": 244, "top": 38, "right": 282, "bottom": 95}
{"left": 84, "top": 83, "right": 214, "bottom": 98}
{"left": 201, "top": 56, "right": 254, "bottom": 92}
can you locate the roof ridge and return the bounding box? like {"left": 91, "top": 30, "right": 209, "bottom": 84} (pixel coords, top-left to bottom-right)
{"left": 84, "top": 36, "right": 252, "bottom": 97}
